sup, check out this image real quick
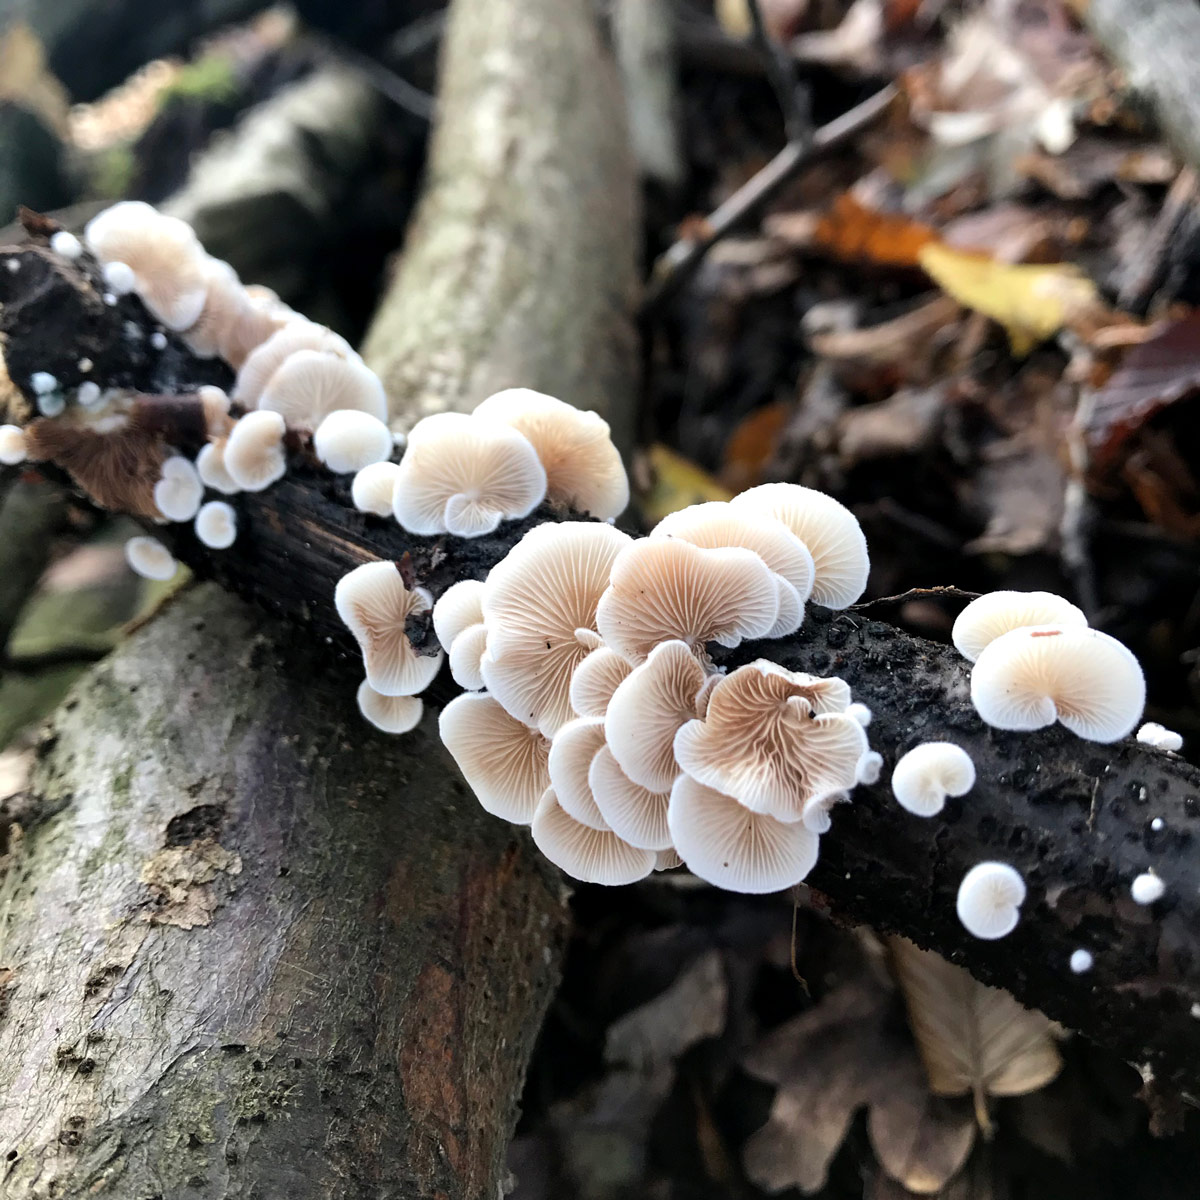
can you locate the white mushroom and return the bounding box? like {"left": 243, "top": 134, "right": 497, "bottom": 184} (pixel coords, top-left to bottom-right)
{"left": 1069, "top": 949, "right": 1093, "bottom": 974}
{"left": 49, "top": 230, "right": 82, "bottom": 259}
{"left": 447, "top": 624, "right": 488, "bottom": 691}
{"left": 531, "top": 788, "right": 655, "bottom": 885}
{"left": 351, "top": 460, "right": 401, "bottom": 516}
{"left": 124, "top": 535, "right": 177, "bottom": 581}
{"left": 569, "top": 646, "right": 633, "bottom": 718}
{"left": 847, "top": 702, "right": 872, "bottom": 727}
{"left": 314, "top": 410, "right": 393, "bottom": 473}
{"left": 856, "top": 751, "right": 883, "bottom": 785}
{"left": 259, "top": 349, "right": 388, "bottom": 429}
{"left": 547, "top": 717, "right": 611, "bottom": 829}
{"left": 224, "top": 410, "right": 287, "bottom": 492}
{"left": 392, "top": 412, "right": 547, "bottom": 537}
{"left": 432, "top": 579, "right": 486, "bottom": 650}
{"left": 955, "top": 861, "right": 1026, "bottom": 939}
{"left": 589, "top": 745, "right": 672, "bottom": 851}
{"left": 951, "top": 590, "right": 1088, "bottom": 662}
{"left": 357, "top": 681, "right": 423, "bottom": 734}
{"left": 1130, "top": 872, "right": 1165, "bottom": 905}
{"left": 668, "top": 775, "right": 820, "bottom": 894}
{"left": 891, "top": 742, "right": 976, "bottom": 817}
{"left": 234, "top": 321, "right": 360, "bottom": 408}
{"left": 334, "top": 560, "right": 442, "bottom": 696}
{"left": 195, "top": 441, "right": 240, "bottom": 495}
{"left": 102, "top": 260, "right": 136, "bottom": 295}
{"left": 730, "top": 482, "right": 869, "bottom": 608}
{"left": 439, "top": 692, "right": 551, "bottom": 823}
{"left": 0, "top": 424, "right": 27, "bottom": 465}
{"left": 194, "top": 500, "right": 237, "bottom": 549}
{"left": 1136, "top": 722, "right": 1183, "bottom": 753}
{"left": 153, "top": 455, "right": 204, "bottom": 521}
{"left": 970, "top": 625, "right": 1145, "bottom": 743}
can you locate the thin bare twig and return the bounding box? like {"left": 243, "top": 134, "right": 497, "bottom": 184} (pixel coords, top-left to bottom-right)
{"left": 746, "top": 0, "right": 811, "bottom": 143}
{"left": 848, "top": 585, "right": 980, "bottom": 611}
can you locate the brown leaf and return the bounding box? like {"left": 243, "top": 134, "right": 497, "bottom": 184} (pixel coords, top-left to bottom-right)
{"left": 808, "top": 295, "right": 962, "bottom": 366}
{"left": 836, "top": 385, "right": 947, "bottom": 466}
{"left": 813, "top": 194, "right": 938, "bottom": 268}
{"left": 720, "top": 401, "right": 792, "bottom": 492}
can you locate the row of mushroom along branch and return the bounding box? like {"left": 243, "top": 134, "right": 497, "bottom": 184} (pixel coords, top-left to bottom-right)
{"left": 0, "top": 204, "right": 1181, "bottom": 957}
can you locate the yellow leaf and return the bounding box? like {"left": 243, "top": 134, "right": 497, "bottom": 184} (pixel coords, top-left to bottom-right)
{"left": 918, "top": 241, "right": 1101, "bottom": 356}
{"left": 640, "top": 444, "right": 732, "bottom": 524}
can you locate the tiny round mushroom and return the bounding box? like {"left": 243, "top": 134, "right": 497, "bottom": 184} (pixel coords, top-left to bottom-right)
{"left": 195, "top": 442, "right": 240, "bottom": 495}
{"left": 970, "top": 625, "right": 1145, "bottom": 743}
{"left": 234, "top": 321, "right": 361, "bottom": 408}
{"left": 447, "top": 624, "right": 488, "bottom": 691}
{"left": 77, "top": 381, "right": 103, "bottom": 410}
{"left": 668, "top": 775, "right": 820, "bottom": 894}
{"left": 49, "top": 230, "right": 82, "bottom": 259}
{"left": 154, "top": 455, "right": 204, "bottom": 522}
{"left": 102, "top": 260, "right": 136, "bottom": 295}
{"left": 589, "top": 745, "right": 672, "bottom": 851}
{"left": 259, "top": 349, "right": 388, "bottom": 429}
{"left": 1069, "top": 948, "right": 1093, "bottom": 974}
{"left": 393, "top": 412, "right": 547, "bottom": 537}
{"left": 856, "top": 750, "right": 883, "bottom": 785}
{"left": 37, "top": 390, "right": 66, "bottom": 418}
{"left": 891, "top": 742, "right": 976, "bottom": 817}
{"left": 314, "top": 410, "right": 393, "bottom": 473}
{"left": 432, "top": 579, "right": 486, "bottom": 651}
{"left": 124, "top": 535, "right": 177, "bottom": 581}
{"left": 547, "top": 717, "right": 611, "bottom": 830}
{"left": 951, "top": 590, "right": 1088, "bottom": 662}
{"left": 357, "top": 681, "right": 423, "bottom": 734}
{"left": 194, "top": 500, "right": 237, "bottom": 549}
{"left": 351, "top": 460, "right": 401, "bottom": 516}
{"left": 224, "top": 410, "right": 287, "bottom": 492}
{"left": 30, "top": 372, "right": 58, "bottom": 395}
{"left": 1130, "top": 872, "right": 1165, "bottom": 906}
{"left": 1151, "top": 817, "right": 1165, "bottom": 832}
{"left": 334, "top": 560, "right": 443, "bottom": 696}
{"left": 730, "top": 482, "right": 869, "bottom": 608}
{"left": 531, "top": 788, "right": 655, "bottom": 885}
{"left": 472, "top": 388, "right": 630, "bottom": 519}
{"left": 0, "top": 424, "right": 27, "bottom": 465}
{"left": 440, "top": 692, "right": 551, "bottom": 823}
{"left": 570, "top": 646, "right": 633, "bottom": 718}
{"left": 956, "top": 862, "right": 1026, "bottom": 940}
{"left": 846, "top": 702, "right": 872, "bottom": 727}
{"left": 1136, "top": 722, "right": 1183, "bottom": 753}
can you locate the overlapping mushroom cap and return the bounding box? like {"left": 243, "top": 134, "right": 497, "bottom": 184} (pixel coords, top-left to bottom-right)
{"left": 531, "top": 788, "right": 655, "bottom": 885}
{"left": 547, "top": 717, "right": 611, "bottom": 829}
{"left": 589, "top": 746, "right": 673, "bottom": 851}
{"left": 224, "top": 410, "right": 287, "bottom": 492}
{"left": 393, "top": 412, "right": 548, "bottom": 537}
{"left": 358, "top": 683, "right": 423, "bottom": 734}
{"left": 259, "top": 349, "right": 388, "bottom": 429}
{"left": 569, "top": 647, "right": 633, "bottom": 718}
{"left": 951, "top": 590, "right": 1087, "bottom": 662}
{"left": 234, "top": 321, "right": 361, "bottom": 408}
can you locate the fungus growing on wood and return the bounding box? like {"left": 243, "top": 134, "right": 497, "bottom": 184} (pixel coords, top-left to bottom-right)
{"left": 970, "top": 625, "right": 1145, "bottom": 742}
{"left": 195, "top": 442, "right": 240, "bottom": 495}
{"left": 194, "top": 500, "right": 237, "bottom": 549}
{"left": 0, "top": 424, "right": 27, "bottom": 465}
{"left": 531, "top": 788, "right": 655, "bottom": 885}
{"left": 351, "top": 460, "right": 401, "bottom": 516}
{"left": 1131, "top": 872, "right": 1165, "bottom": 905}
{"left": 432, "top": 579, "right": 486, "bottom": 650}
{"left": 588, "top": 745, "right": 673, "bottom": 851}
{"left": 313, "top": 410, "right": 393, "bottom": 473}
{"left": 730, "top": 482, "right": 869, "bottom": 608}
{"left": 233, "top": 321, "right": 360, "bottom": 408}
{"left": 1070, "top": 949, "right": 1093, "bottom": 974}
{"left": 846, "top": 702, "right": 872, "bottom": 727}
{"left": 1137, "top": 722, "right": 1183, "bottom": 752}
{"left": 479, "top": 521, "right": 631, "bottom": 735}
{"left": 392, "top": 412, "right": 547, "bottom": 537}
{"left": 224, "top": 410, "right": 287, "bottom": 492}
{"left": 472, "top": 388, "right": 629, "bottom": 519}
{"left": 182, "top": 259, "right": 288, "bottom": 366}
{"left": 569, "top": 646, "right": 632, "bottom": 718}
{"left": 334, "top": 560, "right": 442, "bottom": 696}
{"left": 259, "top": 349, "right": 388, "bottom": 429}
{"left": 595, "top": 536, "right": 779, "bottom": 663}
{"left": 547, "top": 716, "right": 611, "bottom": 828}
{"left": 124, "top": 535, "right": 177, "bottom": 581}
{"left": 439, "top": 693, "right": 551, "bottom": 823}
{"left": 153, "top": 455, "right": 204, "bottom": 522}
{"left": 891, "top": 742, "right": 976, "bottom": 817}
{"left": 49, "top": 230, "right": 82, "bottom": 259}
{"left": 447, "top": 624, "right": 488, "bottom": 690}
{"left": 956, "top": 861, "right": 1026, "bottom": 940}
{"left": 102, "top": 260, "right": 136, "bottom": 295}
{"left": 951, "top": 589, "right": 1088, "bottom": 662}
{"left": 357, "top": 682, "right": 423, "bottom": 734}
{"left": 668, "top": 775, "right": 820, "bottom": 894}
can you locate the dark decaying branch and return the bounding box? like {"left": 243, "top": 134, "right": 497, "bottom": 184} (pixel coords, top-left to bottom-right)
{"left": 4, "top": 220, "right": 1200, "bottom": 1111}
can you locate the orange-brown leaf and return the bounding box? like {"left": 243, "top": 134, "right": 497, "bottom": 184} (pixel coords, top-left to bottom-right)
{"left": 814, "top": 194, "right": 938, "bottom": 268}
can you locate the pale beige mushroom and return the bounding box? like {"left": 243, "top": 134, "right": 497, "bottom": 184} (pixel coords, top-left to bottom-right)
{"left": 195, "top": 441, "right": 239, "bottom": 495}
{"left": 589, "top": 745, "right": 672, "bottom": 851}
{"left": 673, "top": 661, "right": 864, "bottom": 822}
{"left": 351, "top": 460, "right": 402, "bottom": 516}
{"left": 224, "top": 409, "right": 287, "bottom": 492}
{"left": 569, "top": 646, "right": 633, "bottom": 718}
{"left": 479, "top": 521, "right": 632, "bottom": 735}
{"left": 357, "top": 681, "right": 423, "bottom": 734}
{"left": 595, "top": 537, "right": 779, "bottom": 663}
{"left": 182, "top": 259, "right": 288, "bottom": 366}
{"left": 124, "top": 535, "right": 177, "bottom": 581}
{"left": 439, "top": 692, "right": 550, "bottom": 823}
{"left": 432, "top": 578, "right": 486, "bottom": 650}
{"left": 447, "top": 624, "right": 488, "bottom": 691}
{"left": 951, "top": 590, "right": 1088, "bottom": 662}
{"left": 259, "top": 349, "right": 388, "bottom": 428}
{"left": 314, "top": 410, "right": 393, "bottom": 473}
{"left": 0, "top": 424, "right": 28, "bottom": 465}
{"left": 547, "top": 717, "right": 611, "bottom": 829}
{"left": 472, "top": 388, "right": 629, "bottom": 519}
{"left": 334, "top": 560, "right": 443, "bottom": 696}
{"left": 233, "top": 321, "right": 360, "bottom": 408}
{"left": 153, "top": 455, "right": 204, "bottom": 521}
{"left": 531, "top": 788, "right": 656, "bottom": 885}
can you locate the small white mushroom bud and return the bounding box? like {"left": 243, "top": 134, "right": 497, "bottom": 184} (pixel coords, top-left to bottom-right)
{"left": 224, "top": 410, "right": 287, "bottom": 492}
{"left": 124, "top": 536, "right": 177, "bottom": 581}
{"left": 846, "top": 702, "right": 872, "bottom": 727}
{"left": 1130, "top": 872, "right": 1165, "bottom": 905}
{"left": 856, "top": 750, "right": 883, "bottom": 785}
{"left": 956, "top": 861, "right": 1026, "bottom": 940}
{"left": 891, "top": 742, "right": 976, "bottom": 817}
{"left": 357, "top": 681, "right": 423, "bottom": 734}
{"left": 569, "top": 647, "right": 633, "bottom": 718}
{"left": 432, "top": 579, "right": 486, "bottom": 650}
{"left": 49, "top": 230, "right": 82, "bottom": 259}
{"left": 314, "top": 410, "right": 393, "bottom": 473}
{"left": 154, "top": 455, "right": 204, "bottom": 522}
{"left": 194, "top": 501, "right": 237, "bottom": 549}
{"left": 30, "top": 371, "right": 58, "bottom": 394}
{"left": 1136, "top": 722, "right": 1183, "bottom": 752}
{"left": 0, "top": 425, "right": 27, "bottom": 465}
{"left": 952, "top": 590, "right": 1088, "bottom": 662}
{"left": 1069, "top": 949, "right": 1093, "bottom": 974}
{"left": 102, "top": 260, "right": 137, "bottom": 295}
{"left": 351, "top": 460, "right": 401, "bottom": 516}
{"left": 77, "top": 381, "right": 103, "bottom": 409}
{"left": 37, "top": 391, "right": 66, "bottom": 418}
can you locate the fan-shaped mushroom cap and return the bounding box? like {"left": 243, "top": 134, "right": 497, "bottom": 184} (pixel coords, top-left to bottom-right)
{"left": 224, "top": 410, "right": 287, "bottom": 492}
{"left": 153, "top": 455, "right": 204, "bottom": 521}
{"left": 314, "top": 410, "right": 393, "bottom": 473}
{"left": 668, "top": 775, "right": 820, "bottom": 894}
{"left": 730, "top": 483, "right": 869, "bottom": 608}
{"left": 334, "top": 560, "right": 443, "bottom": 696}
{"left": 970, "top": 625, "right": 1145, "bottom": 743}
{"left": 480, "top": 521, "right": 632, "bottom": 735}
{"left": 357, "top": 681, "right": 423, "bottom": 734}
{"left": 195, "top": 441, "right": 239, "bottom": 495}
{"left": 448, "top": 623, "right": 488, "bottom": 690}
{"left": 656, "top": 849, "right": 683, "bottom": 871}
{"left": 351, "top": 460, "right": 401, "bottom": 516}
{"left": 259, "top": 349, "right": 388, "bottom": 429}
{"left": 472, "top": 388, "right": 629, "bottom": 519}
{"left": 392, "top": 412, "right": 547, "bottom": 537}
{"left": 891, "top": 742, "right": 975, "bottom": 817}
{"left": 605, "top": 639, "right": 706, "bottom": 793}
{"left": 125, "top": 535, "right": 177, "bottom": 581}
{"left": 800, "top": 789, "right": 849, "bottom": 834}
{"left": 84, "top": 202, "right": 208, "bottom": 330}
{"left": 673, "top": 661, "right": 863, "bottom": 822}
{"left": 233, "top": 321, "right": 360, "bottom": 408}
{"left": 439, "top": 693, "right": 550, "bottom": 823}
{"left": 956, "top": 861, "right": 1025, "bottom": 939}
{"left": 856, "top": 750, "right": 883, "bottom": 785}
{"left": 183, "top": 259, "right": 286, "bottom": 366}
{"left": 0, "top": 424, "right": 27, "bottom": 465}
{"left": 432, "top": 578, "right": 486, "bottom": 650}
{"left": 570, "top": 646, "right": 633, "bottom": 718}
{"left": 548, "top": 717, "right": 611, "bottom": 829}
{"left": 531, "top": 788, "right": 655, "bottom": 885}
{"left": 951, "top": 590, "right": 1087, "bottom": 662}
{"left": 589, "top": 745, "right": 672, "bottom": 850}
{"left": 1131, "top": 872, "right": 1165, "bottom": 905}
{"left": 595, "top": 537, "right": 780, "bottom": 663}
{"left": 194, "top": 500, "right": 237, "bottom": 549}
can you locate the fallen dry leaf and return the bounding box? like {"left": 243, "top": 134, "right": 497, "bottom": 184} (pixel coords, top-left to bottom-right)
{"left": 720, "top": 400, "right": 792, "bottom": 491}
{"left": 814, "top": 193, "right": 938, "bottom": 268}
{"left": 791, "top": 0, "right": 885, "bottom": 77}
{"left": 836, "top": 384, "right": 947, "bottom": 466}
{"left": 638, "top": 444, "right": 733, "bottom": 525}
{"left": 808, "top": 294, "right": 962, "bottom": 365}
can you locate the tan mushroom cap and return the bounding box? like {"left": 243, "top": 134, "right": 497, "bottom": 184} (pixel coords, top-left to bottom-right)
{"left": 433, "top": 579, "right": 486, "bottom": 650}
{"left": 480, "top": 521, "right": 632, "bottom": 735}
{"left": 668, "top": 776, "right": 820, "bottom": 894}
{"left": 472, "top": 388, "right": 629, "bottom": 519}
{"left": 970, "top": 624, "right": 1145, "bottom": 742}
{"left": 730, "top": 483, "right": 869, "bottom": 608}
{"left": 951, "top": 590, "right": 1088, "bottom": 662}
{"left": 447, "top": 623, "right": 488, "bottom": 690}
{"left": 569, "top": 646, "right": 633, "bottom": 718}
{"left": 439, "top": 693, "right": 550, "bottom": 824}
{"left": 234, "top": 321, "right": 360, "bottom": 408}
{"left": 605, "top": 639, "right": 706, "bottom": 793}
{"left": 183, "top": 259, "right": 286, "bottom": 366}
{"left": 195, "top": 441, "right": 239, "bottom": 495}
{"left": 548, "top": 717, "right": 611, "bottom": 829}
{"left": 393, "top": 412, "right": 547, "bottom": 537}
{"left": 224, "top": 409, "right": 287, "bottom": 491}
{"left": 334, "top": 560, "right": 443, "bottom": 696}
{"left": 673, "top": 661, "right": 864, "bottom": 822}
{"left": 589, "top": 745, "right": 672, "bottom": 851}
{"left": 357, "top": 681, "right": 423, "bottom": 734}
{"left": 259, "top": 349, "right": 388, "bottom": 429}
{"left": 595, "top": 537, "right": 780, "bottom": 664}
{"left": 531, "top": 788, "right": 656, "bottom": 885}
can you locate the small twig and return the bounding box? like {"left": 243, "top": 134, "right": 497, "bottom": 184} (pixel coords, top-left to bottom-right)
{"left": 311, "top": 34, "right": 436, "bottom": 121}
{"left": 643, "top": 84, "right": 896, "bottom": 310}
{"left": 746, "top": 0, "right": 811, "bottom": 144}
{"left": 849, "top": 585, "right": 980, "bottom": 611}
